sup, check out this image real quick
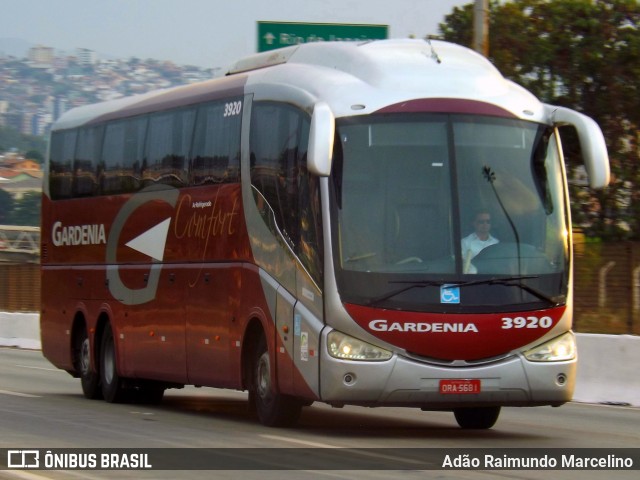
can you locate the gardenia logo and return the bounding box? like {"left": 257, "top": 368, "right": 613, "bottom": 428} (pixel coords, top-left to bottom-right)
{"left": 52, "top": 221, "right": 106, "bottom": 247}
{"left": 369, "top": 319, "right": 479, "bottom": 333}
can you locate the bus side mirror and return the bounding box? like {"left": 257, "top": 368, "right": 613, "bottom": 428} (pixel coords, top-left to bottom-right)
{"left": 308, "top": 102, "right": 335, "bottom": 177}
{"left": 545, "top": 104, "right": 610, "bottom": 189}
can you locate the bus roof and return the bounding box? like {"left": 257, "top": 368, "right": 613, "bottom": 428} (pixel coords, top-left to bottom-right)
{"left": 52, "top": 39, "right": 545, "bottom": 132}
{"left": 237, "top": 39, "right": 543, "bottom": 120}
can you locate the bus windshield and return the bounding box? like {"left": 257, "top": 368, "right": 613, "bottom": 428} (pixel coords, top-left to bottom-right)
{"left": 330, "top": 113, "right": 569, "bottom": 313}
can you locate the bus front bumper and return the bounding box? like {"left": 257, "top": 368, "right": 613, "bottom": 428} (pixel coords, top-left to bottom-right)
{"left": 319, "top": 350, "right": 576, "bottom": 409}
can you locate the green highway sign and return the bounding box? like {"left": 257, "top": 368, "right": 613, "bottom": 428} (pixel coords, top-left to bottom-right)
{"left": 257, "top": 22, "right": 388, "bottom": 52}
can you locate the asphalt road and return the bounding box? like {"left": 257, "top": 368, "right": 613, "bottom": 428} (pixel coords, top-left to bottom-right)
{"left": 0, "top": 348, "right": 638, "bottom": 480}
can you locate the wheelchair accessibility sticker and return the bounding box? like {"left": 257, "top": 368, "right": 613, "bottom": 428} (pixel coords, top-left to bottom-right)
{"left": 440, "top": 285, "right": 460, "bottom": 304}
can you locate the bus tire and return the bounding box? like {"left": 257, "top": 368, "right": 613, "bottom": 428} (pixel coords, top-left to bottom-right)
{"left": 252, "top": 336, "right": 302, "bottom": 427}
{"left": 453, "top": 406, "right": 501, "bottom": 429}
{"left": 100, "top": 323, "right": 127, "bottom": 403}
{"left": 75, "top": 325, "right": 102, "bottom": 399}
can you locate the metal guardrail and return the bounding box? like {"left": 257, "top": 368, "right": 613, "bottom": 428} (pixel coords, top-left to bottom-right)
{"left": 0, "top": 225, "right": 40, "bottom": 263}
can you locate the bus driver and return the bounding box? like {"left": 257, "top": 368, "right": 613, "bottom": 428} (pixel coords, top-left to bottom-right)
{"left": 461, "top": 210, "right": 499, "bottom": 273}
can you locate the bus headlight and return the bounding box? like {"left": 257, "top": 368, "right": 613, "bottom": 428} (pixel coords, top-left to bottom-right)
{"left": 327, "top": 331, "right": 392, "bottom": 361}
{"left": 524, "top": 332, "right": 576, "bottom": 362}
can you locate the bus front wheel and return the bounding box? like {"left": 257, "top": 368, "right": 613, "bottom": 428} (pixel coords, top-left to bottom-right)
{"left": 251, "top": 336, "right": 302, "bottom": 427}
{"left": 453, "top": 406, "right": 501, "bottom": 429}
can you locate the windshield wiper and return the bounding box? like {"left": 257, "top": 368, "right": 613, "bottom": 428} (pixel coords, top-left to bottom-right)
{"left": 457, "top": 276, "right": 565, "bottom": 306}
{"left": 364, "top": 280, "right": 445, "bottom": 307}
{"left": 364, "top": 277, "right": 565, "bottom": 308}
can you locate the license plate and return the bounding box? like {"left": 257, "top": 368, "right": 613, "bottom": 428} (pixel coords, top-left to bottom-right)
{"left": 439, "top": 379, "right": 481, "bottom": 394}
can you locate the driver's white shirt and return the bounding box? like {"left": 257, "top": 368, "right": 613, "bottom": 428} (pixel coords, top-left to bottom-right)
{"left": 461, "top": 233, "right": 499, "bottom": 273}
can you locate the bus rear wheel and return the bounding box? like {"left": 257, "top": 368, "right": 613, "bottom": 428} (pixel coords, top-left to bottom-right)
{"left": 100, "top": 323, "right": 127, "bottom": 403}
{"left": 75, "top": 326, "right": 101, "bottom": 399}
{"left": 251, "top": 336, "right": 302, "bottom": 427}
{"left": 453, "top": 406, "right": 501, "bottom": 429}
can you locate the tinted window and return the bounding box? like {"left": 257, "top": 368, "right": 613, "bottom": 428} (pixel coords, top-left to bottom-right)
{"left": 49, "top": 98, "right": 244, "bottom": 199}
{"left": 331, "top": 114, "right": 569, "bottom": 312}
{"left": 49, "top": 130, "right": 77, "bottom": 199}
{"left": 74, "top": 125, "right": 103, "bottom": 197}
{"left": 101, "top": 116, "right": 147, "bottom": 194}
{"left": 250, "top": 103, "right": 302, "bottom": 243}
{"left": 250, "top": 102, "right": 322, "bottom": 283}
{"left": 144, "top": 108, "right": 195, "bottom": 188}
{"left": 190, "top": 99, "right": 242, "bottom": 185}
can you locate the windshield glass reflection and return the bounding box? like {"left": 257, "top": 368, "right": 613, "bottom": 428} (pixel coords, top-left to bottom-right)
{"left": 330, "top": 114, "right": 569, "bottom": 312}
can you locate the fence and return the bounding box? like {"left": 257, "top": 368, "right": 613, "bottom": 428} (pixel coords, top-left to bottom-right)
{"left": 573, "top": 240, "right": 640, "bottom": 335}
{"left": 0, "top": 263, "right": 40, "bottom": 312}
{"left": 1, "top": 241, "right": 639, "bottom": 335}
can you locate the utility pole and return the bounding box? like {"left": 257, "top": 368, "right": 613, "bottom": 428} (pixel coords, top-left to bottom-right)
{"left": 473, "top": 0, "right": 489, "bottom": 56}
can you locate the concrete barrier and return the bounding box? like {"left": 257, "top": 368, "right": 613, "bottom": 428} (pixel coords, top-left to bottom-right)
{"left": 0, "top": 312, "right": 40, "bottom": 350}
{"left": 573, "top": 333, "right": 640, "bottom": 407}
{"left": 1, "top": 312, "right": 638, "bottom": 407}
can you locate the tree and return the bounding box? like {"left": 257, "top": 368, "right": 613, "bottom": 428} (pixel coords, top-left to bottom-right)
{"left": 0, "top": 189, "right": 15, "bottom": 224}
{"left": 24, "top": 150, "right": 44, "bottom": 164}
{"left": 439, "top": 0, "right": 640, "bottom": 240}
{"left": 7, "top": 192, "right": 41, "bottom": 227}
{"left": 0, "top": 125, "right": 47, "bottom": 157}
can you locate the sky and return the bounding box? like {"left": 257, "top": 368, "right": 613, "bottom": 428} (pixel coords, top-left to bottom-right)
{"left": 3, "top": 0, "right": 470, "bottom": 69}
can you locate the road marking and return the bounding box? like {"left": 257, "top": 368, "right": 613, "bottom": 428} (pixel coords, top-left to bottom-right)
{"left": 260, "top": 433, "right": 339, "bottom": 448}
{"left": 573, "top": 401, "right": 638, "bottom": 411}
{"left": 14, "top": 364, "right": 59, "bottom": 372}
{"left": 0, "top": 389, "right": 41, "bottom": 398}
{"left": 259, "top": 433, "right": 425, "bottom": 467}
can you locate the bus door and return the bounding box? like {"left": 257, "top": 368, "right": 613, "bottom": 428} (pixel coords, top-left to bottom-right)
{"left": 275, "top": 285, "right": 296, "bottom": 395}
{"left": 276, "top": 284, "right": 323, "bottom": 399}
{"left": 293, "top": 300, "right": 322, "bottom": 399}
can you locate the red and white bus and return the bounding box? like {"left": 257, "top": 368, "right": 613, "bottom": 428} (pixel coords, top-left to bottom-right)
{"left": 41, "top": 40, "right": 609, "bottom": 429}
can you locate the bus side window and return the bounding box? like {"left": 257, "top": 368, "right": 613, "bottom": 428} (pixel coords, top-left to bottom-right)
{"left": 298, "top": 137, "right": 324, "bottom": 284}
{"left": 73, "top": 125, "right": 103, "bottom": 197}
{"left": 250, "top": 102, "right": 306, "bottom": 248}
{"left": 101, "top": 117, "right": 146, "bottom": 195}
{"left": 49, "top": 130, "right": 77, "bottom": 200}
{"left": 144, "top": 108, "right": 195, "bottom": 188}
{"left": 250, "top": 103, "right": 322, "bottom": 284}
{"left": 190, "top": 99, "right": 241, "bottom": 186}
